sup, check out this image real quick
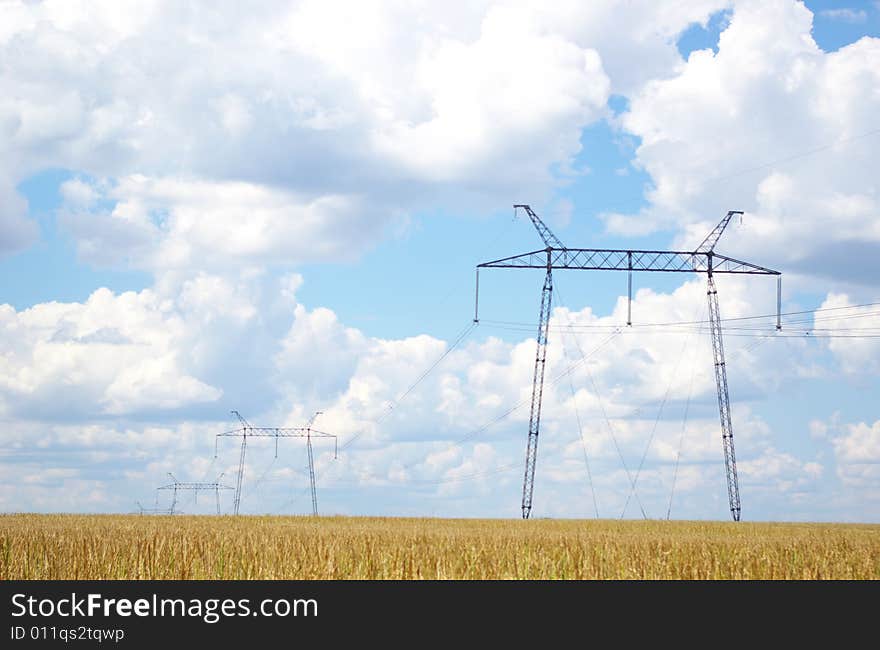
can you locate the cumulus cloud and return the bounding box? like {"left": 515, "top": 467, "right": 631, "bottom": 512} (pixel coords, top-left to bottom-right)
{"left": 832, "top": 419, "right": 880, "bottom": 487}
{"left": 0, "top": 0, "right": 734, "bottom": 261}
{"left": 259, "top": 272, "right": 820, "bottom": 517}
{"left": 0, "top": 287, "right": 221, "bottom": 418}
{"left": 0, "top": 1, "right": 876, "bottom": 519}
{"left": 0, "top": 267, "right": 310, "bottom": 424}
{"left": 59, "top": 175, "right": 386, "bottom": 270}
{"left": 524, "top": 0, "right": 732, "bottom": 96}
{"left": 0, "top": 0, "right": 609, "bottom": 263}
{"left": 817, "top": 293, "right": 880, "bottom": 375}
{"left": 0, "top": 179, "right": 37, "bottom": 255}
{"left": 0, "top": 265, "right": 813, "bottom": 516}
{"left": 613, "top": 0, "right": 880, "bottom": 288}
{"left": 739, "top": 448, "right": 822, "bottom": 492}
{"left": 819, "top": 9, "right": 867, "bottom": 24}
{"left": 368, "top": 5, "right": 610, "bottom": 183}
{"left": 275, "top": 303, "right": 368, "bottom": 399}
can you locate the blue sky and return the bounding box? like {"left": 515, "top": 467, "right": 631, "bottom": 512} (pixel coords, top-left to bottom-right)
{"left": 1, "top": 0, "right": 879, "bottom": 521}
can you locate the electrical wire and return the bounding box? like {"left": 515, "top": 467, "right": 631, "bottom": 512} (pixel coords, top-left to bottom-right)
{"left": 322, "top": 328, "right": 622, "bottom": 491}
{"left": 567, "top": 371, "right": 600, "bottom": 519}
{"left": 338, "top": 320, "right": 477, "bottom": 453}
{"left": 554, "top": 283, "right": 647, "bottom": 519}
{"left": 666, "top": 325, "right": 700, "bottom": 520}
{"left": 620, "top": 304, "right": 701, "bottom": 519}
{"left": 478, "top": 300, "right": 880, "bottom": 330}
{"left": 270, "top": 326, "right": 623, "bottom": 513}
{"left": 695, "top": 126, "right": 880, "bottom": 188}
{"left": 267, "top": 206, "right": 878, "bottom": 514}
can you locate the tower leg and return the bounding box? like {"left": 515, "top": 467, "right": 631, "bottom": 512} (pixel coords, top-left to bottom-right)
{"left": 307, "top": 434, "right": 318, "bottom": 516}
{"left": 233, "top": 432, "right": 247, "bottom": 515}
{"left": 707, "top": 275, "right": 742, "bottom": 521}
{"left": 522, "top": 266, "right": 553, "bottom": 519}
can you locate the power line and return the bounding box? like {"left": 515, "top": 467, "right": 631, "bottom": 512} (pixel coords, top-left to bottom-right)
{"left": 479, "top": 300, "right": 880, "bottom": 331}
{"left": 481, "top": 322, "right": 880, "bottom": 339}
{"left": 269, "top": 319, "right": 479, "bottom": 513}
{"left": 264, "top": 212, "right": 527, "bottom": 514}
{"left": 666, "top": 314, "right": 703, "bottom": 520}
{"left": 695, "top": 126, "right": 880, "bottom": 187}
{"left": 554, "top": 282, "right": 647, "bottom": 519}
{"left": 342, "top": 330, "right": 622, "bottom": 484}
{"left": 620, "top": 301, "right": 702, "bottom": 519}
{"left": 565, "top": 355, "right": 599, "bottom": 519}
{"left": 338, "top": 320, "right": 478, "bottom": 453}
{"left": 271, "top": 328, "right": 623, "bottom": 513}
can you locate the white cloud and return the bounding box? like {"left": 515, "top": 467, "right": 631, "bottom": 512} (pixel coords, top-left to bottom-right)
{"left": 834, "top": 420, "right": 880, "bottom": 464}
{"left": 803, "top": 462, "right": 823, "bottom": 479}
{"left": 0, "top": 0, "right": 733, "bottom": 260}
{"left": 0, "top": 0, "right": 877, "bottom": 520}
{"left": 818, "top": 293, "right": 880, "bottom": 375}
{"left": 275, "top": 303, "right": 368, "bottom": 399}
{"left": 0, "top": 264, "right": 855, "bottom": 516}
{"left": 614, "top": 0, "right": 880, "bottom": 289}
{"left": 809, "top": 419, "right": 828, "bottom": 439}
{"left": 214, "top": 94, "right": 254, "bottom": 136}
{"left": 738, "top": 448, "right": 821, "bottom": 491}
{"left": 59, "top": 175, "right": 385, "bottom": 270}
{"left": 60, "top": 178, "right": 100, "bottom": 206}
{"left": 832, "top": 419, "right": 880, "bottom": 487}
{"left": 0, "top": 1, "right": 608, "bottom": 262}
{"left": 369, "top": 4, "right": 610, "bottom": 183}
{"left": 0, "top": 285, "right": 230, "bottom": 418}
{"left": 262, "top": 274, "right": 811, "bottom": 512}
{"left": 819, "top": 8, "right": 867, "bottom": 24}
{"left": 0, "top": 179, "right": 36, "bottom": 254}
{"left": 527, "top": 1, "right": 732, "bottom": 96}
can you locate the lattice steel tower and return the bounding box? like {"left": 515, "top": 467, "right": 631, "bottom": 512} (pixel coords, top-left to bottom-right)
{"left": 215, "top": 410, "right": 337, "bottom": 516}
{"left": 156, "top": 473, "right": 233, "bottom": 515}
{"left": 476, "top": 205, "right": 781, "bottom": 520}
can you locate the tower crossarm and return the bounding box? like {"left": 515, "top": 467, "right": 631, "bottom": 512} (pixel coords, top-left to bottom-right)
{"left": 157, "top": 482, "right": 233, "bottom": 490}
{"left": 479, "top": 248, "right": 780, "bottom": 275}
{"left": 215, "top": 427, "right": 337, "bottom": 439}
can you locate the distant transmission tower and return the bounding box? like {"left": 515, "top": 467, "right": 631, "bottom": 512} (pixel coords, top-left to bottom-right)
{"left": 476, "top": 205, "right": 781, "bottom": 521}
{"left": 215, "top": 410, "right": 338, "bottom": 516}
{"left": 133, "top": 501, "right": 174, "bottom": 515}
{"left": 156, "top": 473, "right": 233, "bottom": 515}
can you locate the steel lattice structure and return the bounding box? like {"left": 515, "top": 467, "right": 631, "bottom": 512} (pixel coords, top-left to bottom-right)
{"left": 215, "top": 411, "right": 337, "bottom": 516}
{"left": 479, "top": 246, "right": 778, "bottom": 275}
{"left": 521, "top": 268, "right": 553, "bottom": 519}
{"left": 133, "top": 501, "right": 174, "bottom": 516}
{"left": 707, "top": 275, "right": 740, "bottom": 518}
{"left": 476, "top": 205, "right": 781, "bottom": 521}
{"left": 156, "top": 473, "right": 233, "bottom": 515}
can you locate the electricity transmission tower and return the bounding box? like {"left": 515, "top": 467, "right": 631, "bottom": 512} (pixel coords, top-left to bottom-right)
{"left": 215, "top": 410, "right": 338, "bottom": 516}
{"left": 476, "top": 205, "right": 781, "bottom": 521}
{"left": 133, "top": 501, "right": 174, "bottom": 515}
{"left": 156, "top": 473, "right": 233, "bottom": 515}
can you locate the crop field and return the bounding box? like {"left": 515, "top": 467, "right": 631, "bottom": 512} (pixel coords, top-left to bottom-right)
{"left": 1, "top": 514, "right": 878, "bottom": 580}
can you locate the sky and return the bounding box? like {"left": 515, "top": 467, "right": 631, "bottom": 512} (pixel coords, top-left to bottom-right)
{"left": 1, "top": 0, "right": 879, "bottom": 522}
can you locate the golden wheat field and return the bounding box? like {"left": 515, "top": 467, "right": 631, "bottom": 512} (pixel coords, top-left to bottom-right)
{"left": 1, "top": 514, "right": 877, "bottom": 580}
